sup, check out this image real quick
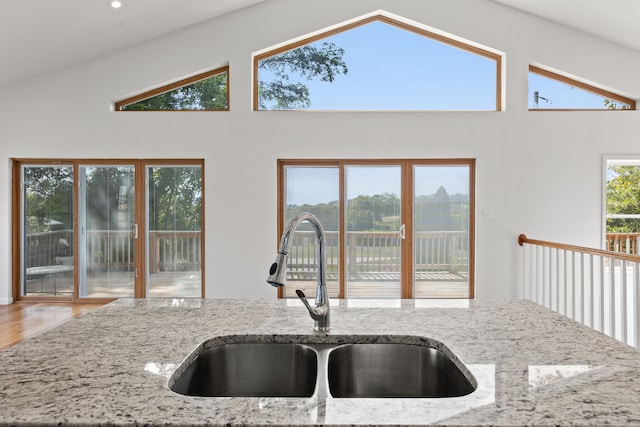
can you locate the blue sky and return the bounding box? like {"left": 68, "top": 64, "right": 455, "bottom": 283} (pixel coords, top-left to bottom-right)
{"left": 285, "top": 166, "right": 469, "bottom": 206}
{"left": 260, "top": 19, "right": 625, "bottom": 110}
{"left": 260, "top": 21, "right": 496, "bottom": 110}
{"left": 529, "top": 73, "right": 627, "bottom": 109}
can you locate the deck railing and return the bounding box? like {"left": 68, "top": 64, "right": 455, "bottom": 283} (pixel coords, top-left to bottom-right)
{"left": 519, "top": 234, "right": 640, "bottom": 348}
{"left": 25, "top": 229, "right": 202, "bottom": 272}
{"left": 26, "top": 229, "right": 467, "bottom": 275}
{"left": 287, "top": 230, "right": 468, "bottom": 275}
{"left": 24, "top": 230, "right": 74, "bottom": 268}
{"left": 606, "top": 232, "right": 640, "bottom": 255}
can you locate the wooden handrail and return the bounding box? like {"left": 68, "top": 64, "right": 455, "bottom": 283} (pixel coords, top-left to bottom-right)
{"left": 518, "top": 233, "right": 640, "bottom": 263}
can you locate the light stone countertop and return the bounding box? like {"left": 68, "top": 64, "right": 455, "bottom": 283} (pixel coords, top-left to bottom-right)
{"left": 2, "top": 298, "right": 640, "bottom": 426}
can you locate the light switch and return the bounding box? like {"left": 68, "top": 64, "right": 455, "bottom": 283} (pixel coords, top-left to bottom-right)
{"left": 482, "top": 209, "right": 494, "bottom": 220}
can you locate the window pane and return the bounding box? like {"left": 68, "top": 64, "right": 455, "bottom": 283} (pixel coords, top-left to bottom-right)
{"left": 147, "top": 166, "right": 203, "bottom": 297}
{"left": 529, "top": 72, "right": 632, "bottom": 110}
{"left": 605, "top": 161, "right": 640, "bottom": 254}
{"left": 120, "top": 71, "right": 228, "bottom": 111}
{"left": 258, "top": 19, "right": 498, "bottom": 110}
{"left": 79, "top": 165, "right": 135, "bottom": 297}
{"left": 413, "top": 165, "right": 470, "bottom": 298}
{"left": 22, "top": 166, "right": 74, "bottom": 297}
{"left": 283, "top": 167, "right": 340, "bottom": 298}
{"left": 345, "top": 166, "right": 402, "bottom": 298}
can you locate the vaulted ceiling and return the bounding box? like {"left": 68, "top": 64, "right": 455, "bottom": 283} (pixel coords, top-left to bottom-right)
{"left": 1, "top": 0, "right": 639, "bottom": 91}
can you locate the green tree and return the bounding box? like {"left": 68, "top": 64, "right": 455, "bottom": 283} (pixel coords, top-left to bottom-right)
{"left": 122, "top": 73, "right": 228, "bottom": 111}
{"left": 258, "top": 42, "right": 348, "bottom": 110}
{"left": 24, "top": 167, "right": 73, "bottom": 233}
{"left": 148, "top": 167, "right": 202, "bottom": 231}
{"left": 85, "top": 166, "right": 135, "bottom": 230}
{"left": 604, "top": 99, "right": 630, "bottom": 110}
{"left": 606, "top": 165, "right": 640, "bottom": 232}
{"left": 286, "top": 201, "right": 339, "bottom": 231}
{"left": 123, "top": 41, "right": 347, "bottom": 111}
{"left": 346, "top": 193, "right": 400, "bottom": 231}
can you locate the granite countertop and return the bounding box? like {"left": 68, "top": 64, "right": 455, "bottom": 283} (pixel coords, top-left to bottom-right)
{"left": 2, "top": 298, "right": 640, "bottom": 426}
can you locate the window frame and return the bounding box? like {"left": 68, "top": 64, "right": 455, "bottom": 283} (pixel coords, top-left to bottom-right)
{"left": 12, "top": 158, "right": 205, "bottom": 303}
{"left": 114, "top": 65, "right": 230, "bottom": 111}
{"left": 253, "top": 14, "right": 503, "bottom": 111}
{"left": 277, "top": 158, "right": 475, "bottom": 299}
{"left": 529, "top": 65, "right": 636, "bottom": 111}
{"left": 602, "top": 156, "right": 640, "bottom": 253}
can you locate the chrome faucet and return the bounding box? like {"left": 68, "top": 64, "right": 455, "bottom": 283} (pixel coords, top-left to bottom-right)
{"left": 267, "top": 212, "right": 330, "bottom": 332}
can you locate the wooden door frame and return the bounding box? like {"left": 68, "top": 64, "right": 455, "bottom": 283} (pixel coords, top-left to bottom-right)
{"left": 12, "top": 158, "right": 205, "bottom": 302}
{"left": 277, "top": 158, "right": 475, "bottom": 299}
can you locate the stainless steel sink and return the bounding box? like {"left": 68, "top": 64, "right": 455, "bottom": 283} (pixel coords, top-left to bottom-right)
{"left": 327, "top": 343, "right": 476, "bottom": 398}
{"left": 169, "top": 343, "right": 318, "bottom": 397}
{"left": 169, "top": 336, "right": 476, "bottom": 399}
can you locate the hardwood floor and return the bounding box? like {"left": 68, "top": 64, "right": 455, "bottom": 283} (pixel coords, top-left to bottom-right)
{"left": 0, "top": 302, "right": 104, "bottom": 351}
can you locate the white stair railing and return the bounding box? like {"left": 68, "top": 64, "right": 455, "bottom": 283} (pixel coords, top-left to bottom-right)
{"left": 519, "top": 234, "right": 640, "bottom": 348}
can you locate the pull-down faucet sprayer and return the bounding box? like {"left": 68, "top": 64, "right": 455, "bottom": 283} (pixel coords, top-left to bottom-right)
{"left": 267, "top": 212, "right": 330, "bottom": 332}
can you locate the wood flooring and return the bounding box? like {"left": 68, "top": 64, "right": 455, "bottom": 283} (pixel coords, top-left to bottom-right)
{"left": 0, "top": 302, "right": 104, "bottom": 351}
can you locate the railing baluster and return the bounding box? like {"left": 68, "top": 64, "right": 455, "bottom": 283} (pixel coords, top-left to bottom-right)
{"left": 563, "top": 249, "right": 568, "bottom": 317}
{"left": 635, "top": 262, "right": 640, "bottom": 348}
{"left": 519, "top": 234, "right": 640, "bottom": 349}
{"left": 521, "top": 244, "right": 528, "bottom": 299}
{"left": 548, "top": 247, "right": 553, "bottom": 309}
{"left": 579, "top": 252, "right": 585, "bottom": 324}
{"left": 588, "top": 255, "right": 596, "bottom": 328}
{"left": 599, "top": 256, "right": 605, "bottom": 333}
{"left": 544, "top": 246, "right": 548, "bottom": 307}
{"left": 535, "top": 245, "right": 541, "bottom": 305}
{"left": 571, "top": 251, "right": 576, "bottom": 321}
{"left": 621, "top": 260, "right": 628, "bottom": 344}
{"left": 609, "top": 256, "right": 616, "bottom": 339}
{"left": 531, "top": 244, "right": 537, "bottom": 301}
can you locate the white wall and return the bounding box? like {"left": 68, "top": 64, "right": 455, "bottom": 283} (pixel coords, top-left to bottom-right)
{"left": 2, "top": 0, "right": 640, "bottom": 303}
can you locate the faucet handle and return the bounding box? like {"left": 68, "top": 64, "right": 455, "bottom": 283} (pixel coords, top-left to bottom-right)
{"left": 296, "top": 289, "right": 330, "bottom": 332}
{"left": 295, "top": 289, "right": 309, "bottom": 305}
{"left": 295, "top": 289, "right": 317, "bottom": 317}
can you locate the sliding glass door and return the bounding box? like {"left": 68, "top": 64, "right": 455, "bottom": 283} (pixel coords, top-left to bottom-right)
{"left": 20, "top": 165, "right": 75, "bottom": 297}
{"left": 146, "top": 165, "right": 203, "bottom": 298}
{"left": 14, "top": 159, "right": 204, "bottom": 301}
{"left": 78, "top": 165, "right": 136, "bottom": 298}
{"left": 345, "top": 165, "right": 402, "bottom": 298}
{"left": 281, "top": 166, "right": 340, "bottom": 298}
{"left": 413, "top": 164, "right": 472, "bottom": 298}
{"left": 278, "top": 159, "right": 474, "bottom": 299}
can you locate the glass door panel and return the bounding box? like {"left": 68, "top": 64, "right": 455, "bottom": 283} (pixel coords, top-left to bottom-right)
{"left": 146, "top": 165, "right": 203, "bottom": 297}
{"left": 21, "top": 165, "right": 74, "bottom": 297}
{"left": 413, "top": 165, "right": 470, "bottom": 298}
{"left": 345, "top": 166, "right": 402, "bottom": 298}
{"left": 79, "top": 165, "right": 136, "bottom": 297}
{"left": 282, "top": 166, "right": 340, "bottom": 298}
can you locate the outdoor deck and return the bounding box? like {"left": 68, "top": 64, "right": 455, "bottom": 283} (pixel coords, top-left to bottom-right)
{"left": 284, "top": 271, "right": 469, "bottom": 299}
{"left": 24, "top": 271, "right": 201, "bottom": 298}
{"left": 24, "top": 270, "right": 468, "bottom": 298}
{"left": 23, "top": 228, "right": 471, "bottom": 299}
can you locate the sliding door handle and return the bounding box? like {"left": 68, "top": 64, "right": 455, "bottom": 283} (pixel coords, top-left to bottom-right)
{"left": 132, "top": 224, "right": 138, "bottom": 239}
{"left": 399, "top": 224, "right": 406, "bottom": 240}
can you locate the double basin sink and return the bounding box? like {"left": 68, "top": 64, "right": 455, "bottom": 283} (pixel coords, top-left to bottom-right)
{"left": 169, "top": 335, "right": 477, "bottom": 399}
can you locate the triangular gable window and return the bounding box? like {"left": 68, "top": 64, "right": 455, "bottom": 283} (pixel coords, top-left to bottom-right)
{"left": 253, "top": 13, "right": 502, "bottom": 111}
{"left": 529, "top": 65, "right": 635, "bottom": 110}
{"left": 115, "top": 66, "right": 229, "bottom": 111}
